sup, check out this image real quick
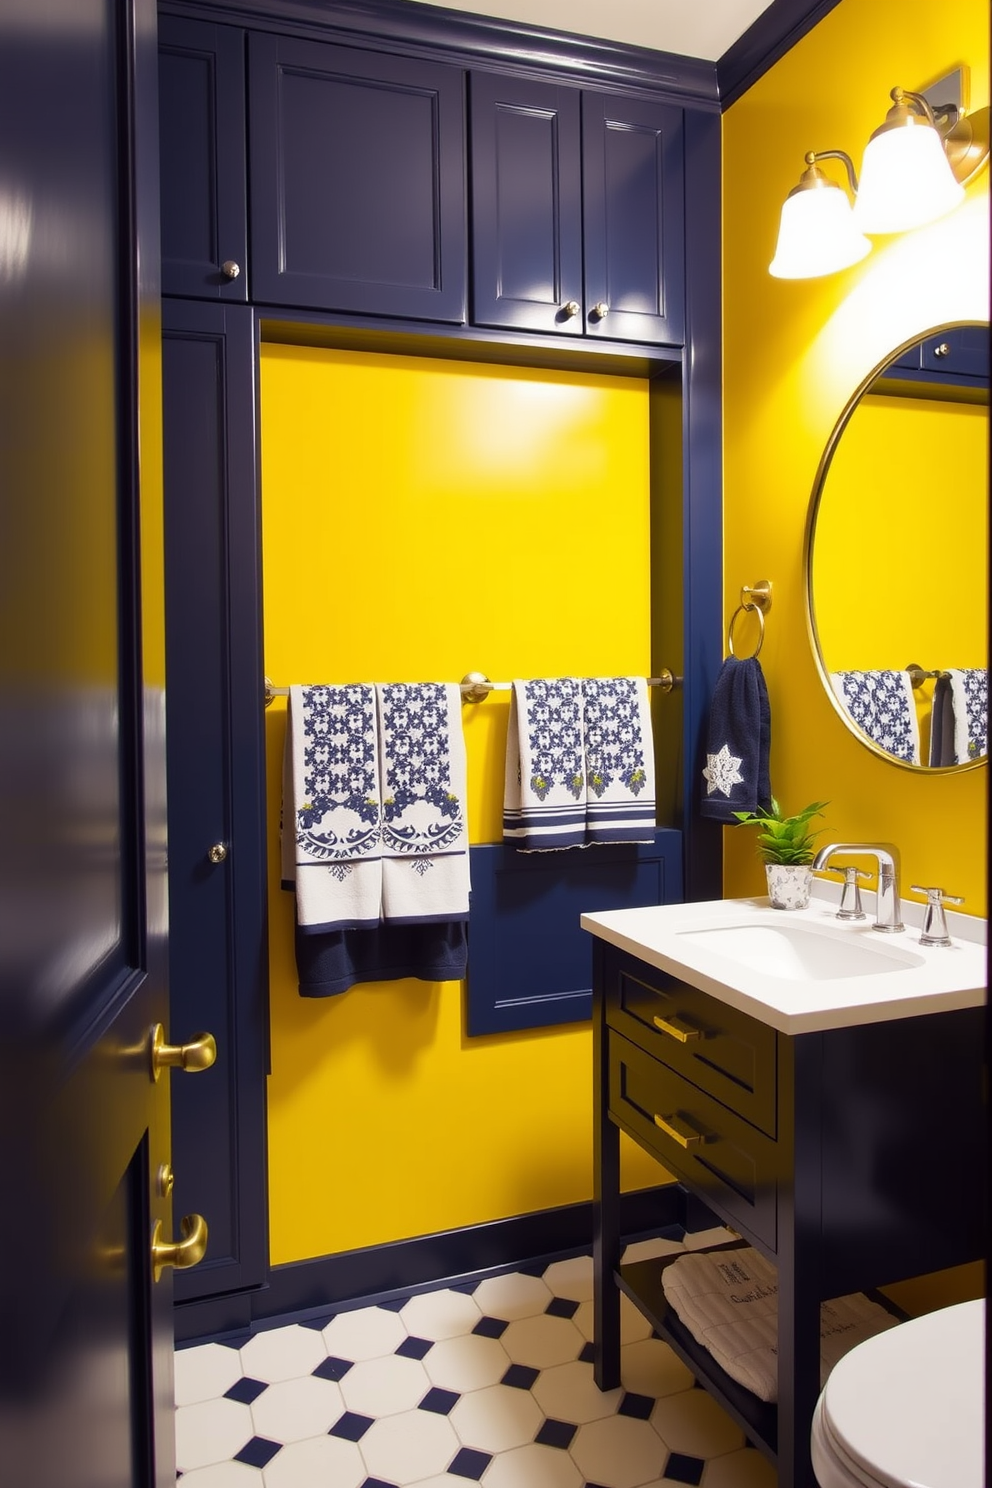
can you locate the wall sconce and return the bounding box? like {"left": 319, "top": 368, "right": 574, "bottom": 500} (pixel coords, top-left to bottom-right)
{"left": 769, "top": 69, "right": 990, "bottom": 279}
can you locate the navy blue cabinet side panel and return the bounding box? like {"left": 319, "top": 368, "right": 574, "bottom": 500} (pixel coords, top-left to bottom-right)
{"left": 581, "top": 93, "right": 684, "bottom": 346}
{"left": 469, "top": 71, "right": 583, "bottom": 336}
{"left": 162, "top": 300, "right": 269, "bottom": 1304}
{"left": 248, "top": 33, "right": 466, "bottom": 322}
{"left": 467, "top": 830, "right": 683, "bottom": 1035}
{"left": 159, "top": 16, "right": 248, "bottom": 301}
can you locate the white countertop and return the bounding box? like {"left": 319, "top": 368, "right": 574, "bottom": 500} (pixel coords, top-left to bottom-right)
{"left": 580, "top": 886, "right": 987, "bottom": 1034}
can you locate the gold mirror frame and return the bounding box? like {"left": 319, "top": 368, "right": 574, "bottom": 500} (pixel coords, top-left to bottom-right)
{"left": 804, "top": 321, "right": 988, "bottom": 773}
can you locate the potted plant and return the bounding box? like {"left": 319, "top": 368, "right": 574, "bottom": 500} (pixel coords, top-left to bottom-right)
{"left": 732, "top": 799, "right": 829, "bottom": 909}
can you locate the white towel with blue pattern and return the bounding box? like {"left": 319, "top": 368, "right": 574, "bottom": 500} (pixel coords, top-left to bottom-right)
{"left": 503, "top": 676, "right": 655, "bottom": 850}
{"left": 282, "top": 684, "right": 382, "bottom": 931}
{"left": 930, "top": 668, "right": 988, "bottom": 765}
{"left": 377, "top": 682, "right": 470, "bottom": 923}
{"left": 829, "top": 670, "right": 920, "bottom": 764}
{"left": 661, "top": 1246, "right": 899, "bottom": 1403}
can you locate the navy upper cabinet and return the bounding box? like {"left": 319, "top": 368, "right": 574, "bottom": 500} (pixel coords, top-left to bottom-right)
{"left": 470, "top": 73, "right": 684, "bottom": 346}
{"left": 248, "top": 34, "right": 466, "bottom": 322}
{"left": 159, "top": 17, "right": 248, "bottom": 301}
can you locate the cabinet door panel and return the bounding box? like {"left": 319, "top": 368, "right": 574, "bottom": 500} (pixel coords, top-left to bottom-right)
{"left": 250, "top": 34, "right": 466, "bottom": 321}
{"left": 159, "top": 17, "right": 247, "bottom": 300}
{"left": 582, "top": 92, "right": 684, "bottom": 345}
{"left": 470, "top": 71, "right": 583, "bottom": 334}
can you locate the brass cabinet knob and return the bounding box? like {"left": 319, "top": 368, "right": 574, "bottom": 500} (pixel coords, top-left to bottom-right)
{"left": 932, "top": 342, "right": 950, "bottom": 357}
{"left": 562, "top": 300, "right": 580, "bottom": 318}
{"left": 221, "top": 259, "right": 241, "bottom": 279}
{"left": 149, "top": 1023, "right": 217, "bottom": 1082}
{"left": 151, "top": 1213, "right": 208, "bottom": 1283}
{"left": 592, "top": 301, "right": 609, "bottom": 319}
{"left": 208, "top": 841, "right": 228, "bottom": 864}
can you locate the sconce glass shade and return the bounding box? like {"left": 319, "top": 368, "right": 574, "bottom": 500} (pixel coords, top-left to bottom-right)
{"left": 769, "top": 174, "right": 872, "bottom": 279}
{"left": 853, "top": 105, "right": 965, "bottom": 233}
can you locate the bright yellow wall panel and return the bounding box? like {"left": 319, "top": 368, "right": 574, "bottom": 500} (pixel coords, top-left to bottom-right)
{"left": 259, "top": 346, "right": 666, "bottom": 1264}
{"left": 722, "top": 0, "right": 989, "bottom": 906}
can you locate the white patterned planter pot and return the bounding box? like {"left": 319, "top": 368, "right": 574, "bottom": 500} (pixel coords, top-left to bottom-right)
{"left": 765, "top": 863, "right": 813, "bottom": 910}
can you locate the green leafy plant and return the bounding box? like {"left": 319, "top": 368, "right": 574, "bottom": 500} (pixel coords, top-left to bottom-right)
{"left": 731, "top": 799, "right": 829, "bottom": 865}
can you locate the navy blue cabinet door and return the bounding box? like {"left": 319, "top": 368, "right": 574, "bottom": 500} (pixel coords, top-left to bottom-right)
{"left": 249, "top": 34, "right": 466, "bottom": 321}
{"left": 162, "top": 301, "right": 269, "bottom": 1308}
{"left": 582, "top": 92, "right": 684, "bottom": 346}
{"left": 159, "top": 16, "right": 248, "bottom": 301}
{"left": 469, "top": 71, "right": 584, "bottom": 336}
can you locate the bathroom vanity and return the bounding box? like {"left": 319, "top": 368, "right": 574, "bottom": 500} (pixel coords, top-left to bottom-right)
{"left": 584, "top": 894, "right": 986, "bottom": 1488}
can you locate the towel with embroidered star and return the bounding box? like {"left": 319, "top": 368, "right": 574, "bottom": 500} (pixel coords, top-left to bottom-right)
{"left": 700, "top": 656, "right": 772, "bottom": 821}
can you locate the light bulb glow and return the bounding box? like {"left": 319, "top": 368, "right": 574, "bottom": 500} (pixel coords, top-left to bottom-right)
{"left": 853, "top": 122, "right": 965, "bottom": 233}
{"left": 769, "top": 184, "right": 872, "bottom": 279}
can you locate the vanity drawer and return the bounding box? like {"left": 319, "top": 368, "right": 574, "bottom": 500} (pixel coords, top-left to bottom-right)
{"left": 609, "top": 1030, "right": 778, "bottom": 1251}
{"left": 604, "top": 951, "right": 777, "bottom": 1137}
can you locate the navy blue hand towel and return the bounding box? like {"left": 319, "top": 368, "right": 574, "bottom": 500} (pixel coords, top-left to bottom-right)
{"left": 700, "top": 656, "right": 772, "bottom": 821}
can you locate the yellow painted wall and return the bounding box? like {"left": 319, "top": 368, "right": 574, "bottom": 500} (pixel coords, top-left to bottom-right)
{"left": 260, "top": 346, "right": 671, "bottom": 1264}
{"left": 723, "top": 0, "right": 989, "bottom": 906}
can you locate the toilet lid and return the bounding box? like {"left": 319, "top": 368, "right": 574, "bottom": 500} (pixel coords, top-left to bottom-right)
{"left": 819, "top": 1299, "right": 984, "bottom": 1488}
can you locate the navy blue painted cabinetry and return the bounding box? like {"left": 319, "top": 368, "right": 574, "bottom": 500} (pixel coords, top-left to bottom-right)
{"left": 248, "top": 33, "right": 466, "bottom": 322}
{"left": 885, "top": 324, "right": 989, "bottom": 393}
{"left": 162, "top": 300, "right": 270, "bottom": 1322}
{"left": 470, "top": 72, "right": 684, "bottom": 345}
{"left": 159, "top": 16, "right": 248, "bottom": 300}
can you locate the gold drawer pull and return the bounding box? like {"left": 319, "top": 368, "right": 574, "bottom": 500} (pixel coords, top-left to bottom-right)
{"left": 654, "top": 1112, "right": 704, "bottom": 1149}
{"left": 653, "top": 1014, "right": 700, "bottom": 1044}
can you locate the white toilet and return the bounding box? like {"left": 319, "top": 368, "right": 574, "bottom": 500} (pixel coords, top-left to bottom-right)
{"left": 810, "top": 1298, "right": 984, "bottom": 1488}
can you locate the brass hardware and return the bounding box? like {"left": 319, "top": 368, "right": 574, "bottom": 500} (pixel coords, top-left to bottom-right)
{"left": 648, "top": 668, "right": 679, "bottom": 694}
{"left": 562, "top": 300, "right": 581, "bottom": 318}
{"left": 933, "top": 342, "right": 951, "bottom": 358}
{"left": 149, "top": 1024, "right": 217, "bottom": 1082}
{"left": 151, "top": 1213, "right": 208, "bottom": 1283}
{"left": 654, "top": 1112, "right": 704, "bottom": 1149}
{"left": 460, "top": 671, "right": 494, "bottom": 703}
{"left": 652, "top": 1013, "right": 701, "bottom": 1044}
{"left": 221, "top": 260, "right": 241, "bottom": 279}
{"left": 592, "top": 301, "right": 609, "bottom": 319}
{"left": 208, "top": 842, "right": 228, "bottom": 864}
{"left": 157, "top": 1163, "right": 175, "bottom": 1199}
{"left": 727, "top": 580, "right": 772, "bottom": 660}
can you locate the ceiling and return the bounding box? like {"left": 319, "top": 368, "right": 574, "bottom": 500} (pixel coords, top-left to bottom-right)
{"left": 396, "top": 0, "right": 779, "bottom": 63}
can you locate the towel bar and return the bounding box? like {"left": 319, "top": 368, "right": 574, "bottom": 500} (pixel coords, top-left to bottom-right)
{"left": 263, "top": 671, "right": 682, "bottom": 708}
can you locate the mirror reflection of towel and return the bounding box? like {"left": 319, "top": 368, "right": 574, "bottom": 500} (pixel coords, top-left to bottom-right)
{"left": 929, "top": 669, "right": 988, "bottom": 766}
{"left": 700, "top": 657, "right": 772, "bottom": 821}
{"left": 829, "top": 670, "right": 920, "bottom": 765}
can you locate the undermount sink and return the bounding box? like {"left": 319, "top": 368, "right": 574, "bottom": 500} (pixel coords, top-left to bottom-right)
{"left": 675, "top": 921, "right": 926, "bottom": 982}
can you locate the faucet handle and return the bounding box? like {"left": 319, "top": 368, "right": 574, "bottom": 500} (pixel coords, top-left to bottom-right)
{"left": 910, "top": 885, "right": 964, "bottom": 946}
{"left": 818, "top": 864, "right": 871, "bottom": 920}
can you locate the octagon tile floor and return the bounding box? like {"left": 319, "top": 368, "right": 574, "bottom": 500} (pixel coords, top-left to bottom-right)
{"left": 175, "top": 1229, "right": 777, "bottom": 1488}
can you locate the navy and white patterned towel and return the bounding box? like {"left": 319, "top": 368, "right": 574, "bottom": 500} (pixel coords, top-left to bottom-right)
{"left": 830, "top": 670, "right": 920, "bottom": 764}
{"left": 282, "top": 684, "right": 382, "bottom": 931}
{"left": 377, "top": 682, "right": 470, "bottom": 923}
{"left": 929, "top": 668, "right": 988, "bottom": 766}
{"left": 503, "top": 676, "right": 655, "bottom": 851}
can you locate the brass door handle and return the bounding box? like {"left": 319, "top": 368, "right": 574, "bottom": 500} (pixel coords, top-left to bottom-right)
{"left": 149, "top": 1023, "right": 217, "bottom": 1081}
{"left": 652, "top": 1014, "right": 701, "bottom": 1044}
{"left": 654, "top": 1111, "right": 704, "bottom": 1149}
{"left": 151, "top": 1214, "right": 208, "bottom": 1282}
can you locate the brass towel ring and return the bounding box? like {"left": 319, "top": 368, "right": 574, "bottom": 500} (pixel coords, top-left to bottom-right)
{"left": 727, "top": 580, "right": 772, "bottom": 660}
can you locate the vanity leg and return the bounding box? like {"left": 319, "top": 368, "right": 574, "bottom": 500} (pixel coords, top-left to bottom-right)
{"left": 592, "top": 942, "right": 621, "bottom": 1390}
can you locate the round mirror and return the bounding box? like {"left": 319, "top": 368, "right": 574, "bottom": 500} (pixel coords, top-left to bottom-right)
{"left": 805, "top": 322, "right": 988, "bottom": 771}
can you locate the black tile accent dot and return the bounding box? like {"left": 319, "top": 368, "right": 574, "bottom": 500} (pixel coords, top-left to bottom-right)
{"left": 313, "top": 1355, "right": 354, "bottom": 1382}
{"left": 618, "top": 1391, "right": 655, "bottom": 1419}
{"left": 544, "top": 1296, "right": 580, "bottom": 1319}
{"left": 472, "top": 1315, "right": 509, "bottom": 1339}
{"left": 663, "top": 1451, "right": 706, "bottom": 1485}
{"left": 419, "top": 1386, "right": 460, "bottom": 1415}
{"left": 223, "top": 1375, "right": 267, "bottom": 1405}
{"left": 360, "top": 1479, "right": 397, "bottom": 1488}
{"left": 329, "top": 1411, "right": 375, "bottom": 1441}
{"left": 535, "top": 1418, "right": 577, "bottom": 1449}
{"left": 501, "top": 1363, "right": 540, "bottom": 1390}
{"left": 300, "top": 1315, "right": 332, "bottom": 1330}
{"left": 234, "top": 1437, "right": 281, "bottom": 1469}
{"left": 579, "top": 1341, "right": 597, "bottom": 1365}
{"left": 448, "top": 1446, "right": 493, "bottom": 1480}
{"left": 396, "top": 1335, "right": 433, "bottom": 1360}
{"left": 375, "top": 1297, "right": 409, "bottom": 1312}
{"left": 451, "top": 1279, "right": 481, "bottom": 1294}
{"left": 517, "top": 1261, "right": 549, "bottom": 1277}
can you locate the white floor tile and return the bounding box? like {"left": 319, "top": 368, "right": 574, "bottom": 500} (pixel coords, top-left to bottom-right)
{"left": 320, "top": 1304, "right": 407, "bottom": 1362}
{"left": 177, "top": 1463, "right": 264, "bottom": 1487}
{"left": 542, "top": 1253, "right": 595, "bottom": 1301}
{"left": 651, "top": 1386, "right": 746, "bottom": 1458}
{"left": 482, "top": 1441, "right": 583, "bottom": 1488}
{"left": 338, "top": 1352, "right": 431, "bottom": 1416}
{"left": 260, "top": 1433, "right": 366, "bottom": 1488}
{"left": 531, "top": 1358, "right": 622, "bottom": 1423}
{"left": 622, "top": 1235, "right": 686, "bottom": 1264}
{"left": 174, "top": 1343, "right": 244, "bottom": 1407}
{"left": 249, "top": 1374, "right": 343, "bottom": 1443}
{"left": 620, "top": 1338, "right": 695, "bottom": 1398}
{"left": 683, "top": 1226, "right": 739, "bottom": 1251}
{"left": 399, "top": 1287, "right": 483, "bottom": 1341}
{"left": 570, "top": 1413, "right": 669, "bottom": 1488}
{"left": 573, "top": 1290, "right": 654, "bottom": 1345}
{"left": 175, "top": 1397, "right": 254, "bottom": 1473}
{"left": 423, "top": 1332, "right": 511, "bottom": 1391}
{"left": 448, "top": 1381, "right": 543, "bottom": 1451}
{"left": 701, "top": 1445, "right": 779, "bottom": 1486}
{"left": 500, "top": 1313, "right": 584, "bottom": 1369}
{"left": 359, "top": 1406, "right": 461, "bottom": 1481}
{"left": 238, "top": 1325, "right": 325, "bottom": 1384}
{"left": 473, "top": 1271, "right": 554, "bottom": 1320}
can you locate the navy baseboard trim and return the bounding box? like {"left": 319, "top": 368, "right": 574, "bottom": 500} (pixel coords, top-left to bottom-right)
{"left": 175, "top": 1182, "right": 711, "bottom": 1345}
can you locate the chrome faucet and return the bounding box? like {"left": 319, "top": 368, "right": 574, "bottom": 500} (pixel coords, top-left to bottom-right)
{"left": 812, "top": 842, "right": 905, "bottom": 933}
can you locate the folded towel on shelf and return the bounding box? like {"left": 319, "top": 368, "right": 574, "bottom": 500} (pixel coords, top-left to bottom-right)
{"left": 377, "top": 682, "right": 470, "bottom": 923}
{"left": 829, "top": 669, "right": 920, "bottom": 765}
{"left": 700, "top": 656, "right": 772, "bottom": 821}
{"left": 661, "top": 1246, "right": 900, "bottom": 1403}
{"left": 929, "top": 668, "right": 988, "bottom": 766}
{"left": 282, "top": 684, "right": 382, "bottom": 931}
{"left": 503, "top": 676, "right": 656, "bottom": 850}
